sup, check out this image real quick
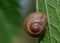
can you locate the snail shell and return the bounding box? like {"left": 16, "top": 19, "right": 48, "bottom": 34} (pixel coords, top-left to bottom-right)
{"left": 24, "top": 12, "right": 46, "bottom": 37}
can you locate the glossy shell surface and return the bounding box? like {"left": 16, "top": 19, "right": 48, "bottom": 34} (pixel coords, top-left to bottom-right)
{"left": 24, "top": 12, "right": 46, "bottom": 37}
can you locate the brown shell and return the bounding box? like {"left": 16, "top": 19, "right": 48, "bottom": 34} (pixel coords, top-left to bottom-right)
{"left": 24, "top": 12, "right": 46, "bottom": 37}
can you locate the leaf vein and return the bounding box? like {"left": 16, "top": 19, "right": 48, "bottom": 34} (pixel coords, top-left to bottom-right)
{"left": 50, "top": 23, "right": 60, "bottom": 34}
{"left": 45, "top": 0, "right": 52, "bottom": 43}
{"left": 52, "top": 36, "right": 58, "bottom": 43}
{"left": 47, "top": 3, "right": 60, "bottom": 22}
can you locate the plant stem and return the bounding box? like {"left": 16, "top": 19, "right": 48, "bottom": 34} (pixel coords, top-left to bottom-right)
{"left": 36, "top": 0, "right": 39, "bottom": 12}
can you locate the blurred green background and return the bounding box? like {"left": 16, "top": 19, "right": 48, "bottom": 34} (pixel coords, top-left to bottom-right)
{"left": 0, "top": 0, "right": 38, "bottom": 43}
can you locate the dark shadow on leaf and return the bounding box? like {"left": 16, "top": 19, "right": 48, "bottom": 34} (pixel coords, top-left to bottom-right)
{"left": 38, "top": 20, "right": 48, "bottom": 43}
{"left": 38, "top": 31, "right": 46, "bottom": 43}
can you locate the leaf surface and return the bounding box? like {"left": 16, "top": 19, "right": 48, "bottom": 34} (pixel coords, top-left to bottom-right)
{"left": 38, "top": 0, "right": 60, "bottom": 43}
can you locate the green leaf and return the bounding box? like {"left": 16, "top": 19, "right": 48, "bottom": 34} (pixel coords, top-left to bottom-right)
{"left": 38, "top": 0, "right": 60, "bottom": 43}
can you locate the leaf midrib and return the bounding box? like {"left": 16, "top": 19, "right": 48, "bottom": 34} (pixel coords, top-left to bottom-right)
{"left": 44, "top": 0, "right": 52, "bottom": 43}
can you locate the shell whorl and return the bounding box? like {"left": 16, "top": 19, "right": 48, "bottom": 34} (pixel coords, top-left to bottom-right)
{"left": 24, "top": 12, "right": 46, "bottom": 37}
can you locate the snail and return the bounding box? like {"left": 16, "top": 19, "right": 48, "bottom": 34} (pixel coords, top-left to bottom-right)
{"left": 24, "top": 12, "right": 46, "bottom": 37}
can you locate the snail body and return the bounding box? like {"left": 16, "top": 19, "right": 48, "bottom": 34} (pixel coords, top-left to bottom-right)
{"left": 24, "top": 12, "right": 46, "bottom": 37}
